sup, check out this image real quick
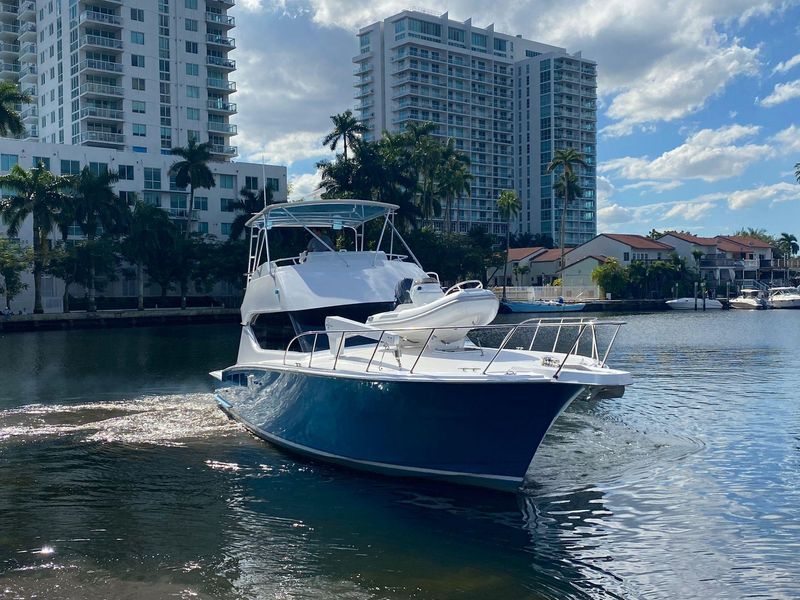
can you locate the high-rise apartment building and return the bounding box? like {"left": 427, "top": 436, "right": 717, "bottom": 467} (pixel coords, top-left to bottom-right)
{"left": 354, "top": 10, "right": 597, "bottom": 245}
{"left": 3, "top": 0, "right": 237, "bottom": 157}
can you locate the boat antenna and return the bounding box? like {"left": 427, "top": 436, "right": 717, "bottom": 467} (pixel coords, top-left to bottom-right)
{"left": 261, "top": 152, "right": 268, "bottom": 209}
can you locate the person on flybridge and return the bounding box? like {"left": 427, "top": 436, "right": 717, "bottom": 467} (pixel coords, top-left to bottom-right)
{"left": 306, "top": 227, "right": 334, "bottom": 252}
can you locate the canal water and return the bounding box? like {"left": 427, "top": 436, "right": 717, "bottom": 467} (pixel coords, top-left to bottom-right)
{"left": 1, "top": 312, "right": 798, "bottom": 599}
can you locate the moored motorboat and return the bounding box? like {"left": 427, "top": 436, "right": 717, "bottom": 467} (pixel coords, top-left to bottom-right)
{"left": 666, "top": 297, "right": 724, "bottom": 310}
{"left": 768, "top": 287, "right": 800, "bottom": 309}
{"left": 501, "top": 299, "right": 585, "bottom": 313}
{"left": 729, "top": 289, "right": 768, "bottom": 310}
{"left": 212, "top": 200, "right": 633, "bottom": 491}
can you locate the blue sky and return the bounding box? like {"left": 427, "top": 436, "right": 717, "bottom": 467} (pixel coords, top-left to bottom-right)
{"left": 228, "top": 0, "right": 800, "bottom": 238}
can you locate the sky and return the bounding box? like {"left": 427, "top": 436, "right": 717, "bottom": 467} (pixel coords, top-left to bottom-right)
{"left": 228, "top": 0, "right": 800, "bottom": 238}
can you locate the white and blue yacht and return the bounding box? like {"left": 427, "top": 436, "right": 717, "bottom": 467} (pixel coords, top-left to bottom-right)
{"left": 212, "top": 200, "right": 633, "bottom": 491}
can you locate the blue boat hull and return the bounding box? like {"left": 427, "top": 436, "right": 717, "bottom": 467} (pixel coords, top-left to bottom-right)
{"left": 502, "top": 301, "right": 585, "bottom": 313}
{"left": 215, "top": 368, "right": 584, "bottom": 491}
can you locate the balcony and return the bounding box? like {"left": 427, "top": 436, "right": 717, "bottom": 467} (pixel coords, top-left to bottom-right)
{"left": 207, "top": 0, "right": 235, "bottom": 6}
{"left": 79, "top": 106, "right": 124, "bottom": 121}
{"left": 166, "top": 208, "right": 199, "bottom": 220}
{"left": 0, "top": 42, "right": 17, "bottom": 55}
{"left": 17, "top": 0, "right": 35, "bottom": 19}
{"left": 79, "top": 130, "right": 124, "bottom": 145}
{"left": 0, "top": 61, "right": 18, "bottom": 80}
{"left": 0, "top": 3, "right": 16, "bottom": 18}
{"left": 207, "top": 78, "right": 236, "bottom": 92}
{"left": 18, "top": 64, "right": 36, "bottom": 80}
{"left": 79, "top": 11, "right": 123, "bottom": 27}
{"left": 18, "top": 43, "right": 35, "bottom": 60}
{"left": 20, "top": 105, "right": 37, "bottom": 120}
{"left": 17, "top": 20, "right": 36, "bottom": 39}
{"left": 206, "top": 33, "right": 235, "bottom": 48}
{"left": 207, "top": 121, "right": 237, "bottom": 134}
{"left": 208, "top": 144, "right": 237, "bottom": 156}
{"left": 207, "top": 99, "right": 237, "bottom": 113}
{"left": 205, "top": 11, "right": 235, "bottom": 27}
{"left": 20, "top": 84, "right": 36, "bottom": 96}
{"left": 206, "top": 55, "right": 235, "bottom": 69}
{"left": 79, "top": 35, "right": 123, "bottom": 50}
{"left": 78, "top": 58, "right": 123, "bottom": 74}
{"left": 79, "top": 81, "right": 124, "bottom": 97}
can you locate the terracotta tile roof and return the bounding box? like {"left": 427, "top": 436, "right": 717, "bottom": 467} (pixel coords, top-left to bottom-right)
{"left": 602, "top": 233, "right": 674, "bottom": 250}
{"left": 506, "top": 246, "right": 546, "bottom": 262}
{"left": 531, "top": 248, "right": 570, "bottom": 262}
{"left": 659, "top": 231, "right": 717, "bottom": 246}
{"left": 715, "top": 235, "right": 773, "bottom": 250}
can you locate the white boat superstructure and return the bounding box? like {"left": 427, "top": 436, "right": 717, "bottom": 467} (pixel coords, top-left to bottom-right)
{"left": 729, "top": 289, "right": 768, "bottom": 310}
{"left": 768, "top": 287, "right": 800, "bottom": 309}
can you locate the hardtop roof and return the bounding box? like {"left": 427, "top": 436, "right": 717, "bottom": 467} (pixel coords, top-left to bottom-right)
{"left": 245, "top": 199, "right": 399, "bottom": 229}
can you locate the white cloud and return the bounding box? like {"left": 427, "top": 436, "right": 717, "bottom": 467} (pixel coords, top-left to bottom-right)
{"left": 600, "top": 124, "right": 771, "bottom": 182}
{"left": 758, "top": 79, "right": 800, "bottom": 107}
{"left": 619, "top": 180, "right": 683, "bottom": 193}
{"left": 772, "top": 53, "right": 800, "bottom": 75}
{"left": 597, "top": 203, "right": 635, "bottom": 226}
{"left": 769, "top": 124, "right": 800, "bottom": 153}
{"left": 596, "top": 175, "right": 615, "bottom": 207}
{"left": 726, "top": 182, "right": 800, "bottom": 209}
{"left": 660, "top": 201, "right": 718, "bottom": 221}
{"left": 239, "top": 130, "right": 332, "bottom": 166}
{"left": 288, "top": 170, "right": 323, "bottom": 200}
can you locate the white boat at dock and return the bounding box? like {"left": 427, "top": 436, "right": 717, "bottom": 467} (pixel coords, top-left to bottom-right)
{"left": 665, "top": 297, "right": 724, "bottom": 310}
{"left": 729, "top": 289, "right": 768, "bottom": 310}
{"left": 768, "top": 287, "right": 800, "bottom": 309}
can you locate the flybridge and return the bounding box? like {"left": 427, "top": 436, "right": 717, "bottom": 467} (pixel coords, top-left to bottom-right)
{"left": 245, "top": 199, "right": 422, "bottom": 280}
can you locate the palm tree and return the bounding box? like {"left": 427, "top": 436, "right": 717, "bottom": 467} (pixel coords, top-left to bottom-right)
{"left": 0, "top": 81, "right": 32, "bottom": 137}
{"left": 73, "top": 166, "right": 128, "bottom": 312}
{"left": 229, "top": 185, "right": 274, "bottom": 241}
{"left": 547, "top": 149, "right": 587, "bottom": 274}
{"left": 436, "top": 139, "right": 471, "bottom": 234}
{"left": 0, "top": 164, "right": 75, "bottom": 313}
{"left": 169, "top": 140, "right": 216, "bottom": 236}
{"left": 322, "top": 109, "right": 368, "bottom": 162}
{"left": 778, "top": 232, "right": 799, "bottom": 258}
{"left": 497, "top": 189, "right": 521, "bottom": 301}
{"left": 122, "top": 200, "right": 174, "bottom": 311}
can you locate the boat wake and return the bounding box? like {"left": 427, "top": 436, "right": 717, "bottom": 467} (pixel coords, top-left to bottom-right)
{"left": 0, "top": 394, "right": 237, "bottom": 447}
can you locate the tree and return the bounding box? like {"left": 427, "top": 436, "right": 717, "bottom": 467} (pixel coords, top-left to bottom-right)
{"left": 322, "top": 109, "right": 368, "bottom": 162}
{"left": 0, "top": 164, "right": 76, "bottom": 313}
{"left": 776, "top": 232, "right": 799, "bottom": 259}
{"left": 73, "top": 166, "right": 128, "bottom": 312}
{"left": 0, "top": 81, "right": 32, "bottom": 138}
{"left": 592, "top": 258, "right": 628, "bottom": 299}
{"left": 731, "top": 227, "right": 775, "bottom": 245}
{"left": 0, "top": 237, "right": 32, "bottom": 311}
{"left": 169, "top": 140, "right": 216, "bottom": 237}
{"left": 497, "top": 189, "right": 521, "bottom": 301}
{"left": 121, "top": 200, "right": 175, "bottom": 310}
{"left": 647, "top": 228, "right": 664, "bottom": 239}
{"left": 229, "top": 185, "right": 275, "bottom": 241}
{"left": 547, "top": 149, "right": 588, "bottom": 274}
{"left": 46, "top": 242, "right": 87, "bottom": 313}
{"left": 436, "top": 138, "right": 471, "bottom": 233}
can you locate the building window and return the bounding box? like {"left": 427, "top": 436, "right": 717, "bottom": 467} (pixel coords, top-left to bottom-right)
{"left": 131, "top": 31, "right": 145, "bottom": 44}
{"left": 60, "top": 159, "right": 80, "bottom": 175}
{"left": 132, "top": 78, "right": 146, "bottom": 91}
{"left": 119, "top": 190, "right": 136, "bottom": 205}
{"left": 132, "top": 101, "right": 146, "bottom": 114}
{"left": 119, "top": 165, "right": 134, "bottom": 180}
{"left": 266, "top": 177, "right": 280, "bottom": 192}
{"left": 187, "top": 129, "right": 200, "bottom": 143}
{"left": 185, "top": 0, "right": 197, "bottom": 8}
{"left": 143, "top": 191, "right": 160, "bottom": 206}
{"left": 623, "top": 252, "right": 630, "bottom": 262}
{"left": 186, "top": 107, "right": 199, "bottom": 120}
{"left": 133, "top": 146, "right": 148, "bottom": 153}
{"left": 185, "top": 41, "right": 198, "bottom": 54}
{"left": 197, "top": 221, "right": 208, "bottom": 234}
{"left": 131, "top": 54, "right": 145, "bottom": 67}
{"left": 130, "top": 7, "right": 144, "bottom": 20}
{"left": 186, "top": 85, "right": 199, "bottom": 98}
{"left": 245, "top": 176, "right": 258, "bottom": 190}
{"left": 219, "top": 174, "right": 235, "bottom": 189}
{"left": 194, "top": 196, "right": 208, "bottom": 211}
{"left": 220, "top": 197, "right": 235, "bottom": 212}
{"left": 221, "top": 222, "right": 232, "bottom": 236}
{"left": 185, "top": 63, "right": 199, "bottom": 76}
{"left": 89, "top": 162, "right": 108, "bottom": 175}
{"left": 185, "top": 18, "right": 198, "bottom": 31}
{"left": 33, "top": 156, "right": 50, "bottom": 170}
{"left": 133, "top": 123, "right": 147, "bottom": 136}
{"left": 1, "top": 154, "right": 18, "bottom": 170}
{"left": 144, "top": 167, "right": 161, "bottom": 190}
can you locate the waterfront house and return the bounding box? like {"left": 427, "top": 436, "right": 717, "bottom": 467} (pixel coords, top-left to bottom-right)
{"left": 488, "top": 246, "right": 547, "bottom": 286}
{"left": 528, "top": 248, "right": 571, "bottom": 285}
{"left": 565, "top": 233, "right": 674, "bottom": 267}
{"left": 557, "top": 255, "right": 607, "bottom": 288}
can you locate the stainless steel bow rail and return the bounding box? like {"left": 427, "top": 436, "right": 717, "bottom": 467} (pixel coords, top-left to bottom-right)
{"left": 281, "top": 317, "right": 625, "bottom": 378}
